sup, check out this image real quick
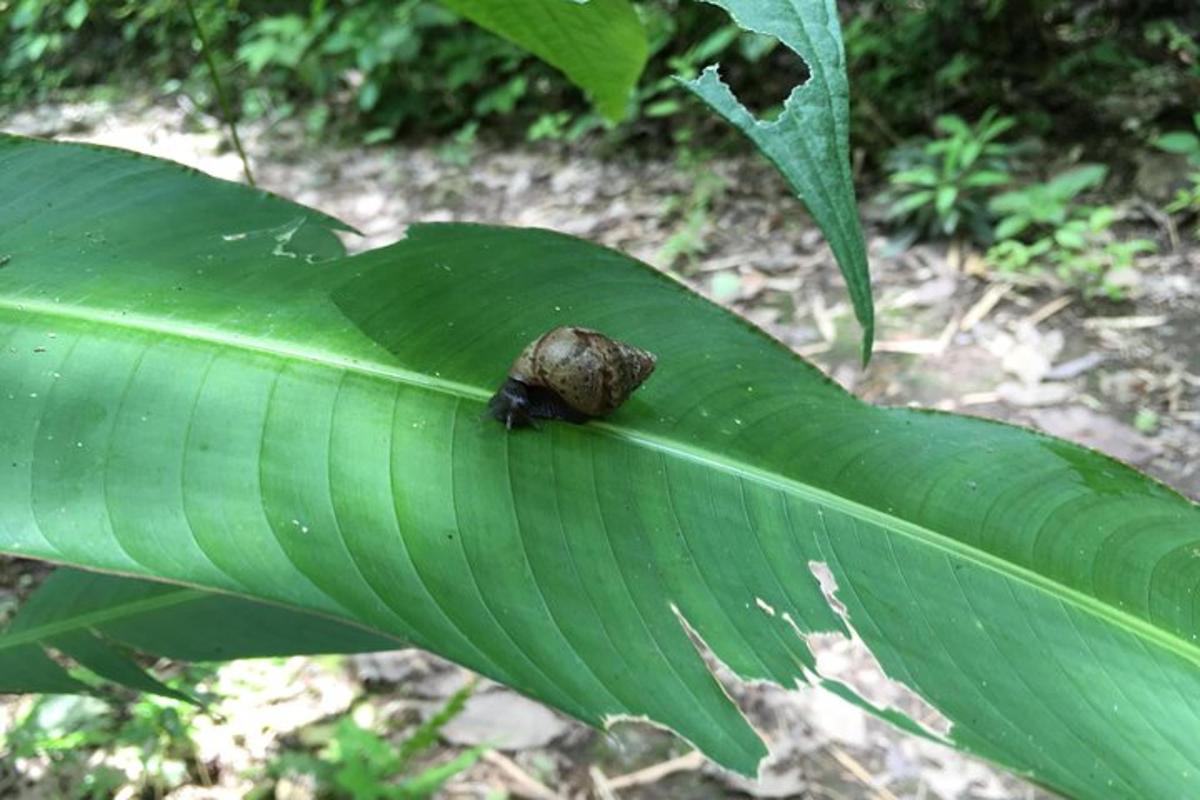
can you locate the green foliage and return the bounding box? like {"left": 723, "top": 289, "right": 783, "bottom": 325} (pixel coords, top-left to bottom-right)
{"left": 657, "top": 151, "right": 726, "bottom": 270}
{"left": 1155, "top": 112, "right": 1200, "bottom": 234}
{"left": 1154, "top": 127, "right": 1200, "bottom": 167}
{"left": 0, "top": 0, "right": 233, "bottom": 105}
{"left": 843, "top": 0, "right": 1198, "bottom": 154}
{"left": 1134, "top": 407, "right": 1160, "bottom": 434}
{"left": 1164, "top": 173, "right": 1200, "bottom": 223}
{"left": 271, "top": 680, "right": 481, "bottom": 799}
{"left": 438, "top": 0, "right": 647, "bottom": 123}
{"left": 4, "top": 0, "right": 1195, "bottom": 162}
{"left": 1, "top": 0, "right": 93, "bottom": 102}
{"left": 1, "top": 672, "right": 211, "bottom": 798}
{"left": 986, "top": 166, "right": 1157, "bottom": 298}
{"left": 235, "top": 1, "right": 538, "bottom": 139}
{"left": 882, "top": 109, "right": 1016, "bottom": 243}
{"left": 989, "top": 164, "right": 1108, "bottom": 240}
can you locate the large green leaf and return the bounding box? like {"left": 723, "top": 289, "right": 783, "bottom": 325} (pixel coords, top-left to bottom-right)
{"left": 1, "top": 135, "right": 1199, "bottom": 798}
{"left": 0, "top": 567, "right": 398, "bottom": 695}
{"left": 438, "top": 0, "right": 647, "bottom": 122}
{"left": 680, "top": 0, "right": 874, "bottom": 361}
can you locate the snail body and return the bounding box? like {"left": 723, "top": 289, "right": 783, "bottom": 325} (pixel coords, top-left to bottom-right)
{"left": 488, "top": 326, "right": 656, "bottom": 429}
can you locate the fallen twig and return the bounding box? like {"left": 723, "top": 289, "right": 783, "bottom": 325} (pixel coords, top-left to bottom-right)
{"left": 589, "top": 766, "right": 620, "bottom": 800}
{"left": 606, "top": 751, "right": 707, "bottom": 791}
{"left": 1082, "top": 314, "right": 1169, "bottom": 330}
{"left": 961, "top": 282, "right": 1011, "bottom": 331}
{"left": 1132, "top": 198, "right": 1180, "bottom": 252}
{"left": 1019, "top": 295, "right": 1073, "bottom": 329}
{"left": 827, "top": 745, "right": 901, "bottom": 800}
{"left": 482, "top": 750, "right": 563, "bottom": 800}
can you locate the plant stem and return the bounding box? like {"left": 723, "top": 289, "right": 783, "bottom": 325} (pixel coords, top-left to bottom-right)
{"left": 183, "top": 0, "right": 255, "bottom": 186}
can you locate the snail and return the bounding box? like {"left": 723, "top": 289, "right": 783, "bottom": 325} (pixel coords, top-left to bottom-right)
{"left": 488, "top": 326, "right": 656, "bottom": 429}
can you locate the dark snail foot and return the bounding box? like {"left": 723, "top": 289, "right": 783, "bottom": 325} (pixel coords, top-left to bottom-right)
{"left": 487, "top": 378, "right": 590, "bottom": 429}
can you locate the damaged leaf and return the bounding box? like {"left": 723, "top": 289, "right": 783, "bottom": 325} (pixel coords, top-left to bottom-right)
{"left": 680, "top": 0, "right": 874, "bottom": 362}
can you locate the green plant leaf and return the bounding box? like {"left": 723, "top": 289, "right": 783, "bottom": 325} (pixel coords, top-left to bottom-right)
{"left": 1154, "top": 131, "right": 1200, "bottom": 156}
{"left": 992, "top": 214, "right": 1030, "bottom": 240}
{"left": 934, "top": 114, "right": 970, "bottom": 138}
{"left": 398, "top": 745, "right": 486, "bottom": 797}
{"left": 987, "top": 190, "right": 1027, "bottom": 214}
{"left": 1053, "top": 226, "right": 1087, "bottom": 250}
{"left": 0, "top": 568, "right": 398, "bottom": 695}
{"left": 1045, "top": 164, "right": 1108, "bottom": 201}
{"left": 2, "top": 136, "right": 1200, "bottom": 798}
{"left": 679, "top": 0, "right": 874, "bottom": 363}
{"left": 934, "top": 185, "right": 958, "bottom": 217}
{"left": 962, "top": 170, "right": 1011, "bottom": 188}
{"left": 959, "top": 139, "right": 982, "bottom": 168}
{"left": 438, "top": 0, "right": 647, "bottom": 122}
{"left": 1088, "top": 205, "right": 1116, "bottom": 231}
{"left": 979, "top": 115, "right": 1016, "bottom": 142}
{"left": 885, "top": 189, "right": 934, "bottom": 217}
{"left": 890, "top": 167, "right": 939, "bottom": 187}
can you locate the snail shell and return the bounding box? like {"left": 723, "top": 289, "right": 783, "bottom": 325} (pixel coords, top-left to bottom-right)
{"left": 488, "top": 326, "right": 656, "bottom": 429}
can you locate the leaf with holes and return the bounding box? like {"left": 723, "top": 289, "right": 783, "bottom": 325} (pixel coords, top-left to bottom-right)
{"left": 680, "top": 0, "right": 874, "bottom": 362}
{"left": 1, "top": 135, "right": 1200, "bottom": 799}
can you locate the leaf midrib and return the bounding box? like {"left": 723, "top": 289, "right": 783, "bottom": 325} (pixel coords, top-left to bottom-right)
{"left": 0, "top": 588, "right": 204, "bottom": 650}
{"left": 2, "top": 294, "right": 1195, "bottom": 669}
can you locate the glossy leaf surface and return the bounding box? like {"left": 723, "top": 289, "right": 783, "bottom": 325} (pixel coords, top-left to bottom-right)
{"left": 0, "top": 136, "right": 1198, "bottom": 798}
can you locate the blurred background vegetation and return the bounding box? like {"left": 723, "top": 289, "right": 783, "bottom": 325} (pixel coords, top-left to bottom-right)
{"left": 4, "top": 0, "right": 1197, "bottom": 294}
{"left": 4, "top": 0, "right": 1196, "bottom": 151}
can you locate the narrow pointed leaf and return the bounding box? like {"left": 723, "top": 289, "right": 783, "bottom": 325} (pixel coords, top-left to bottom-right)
{"left": 0, "top": 136, "right": 1199, "bottom": 799}
{"left": 679, "top": 0, "right": 874, "bottom": 361}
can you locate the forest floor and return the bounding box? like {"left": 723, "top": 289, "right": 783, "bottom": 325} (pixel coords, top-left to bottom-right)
{"left": 1, "top": 95, "right": 1197, "bottom": 800}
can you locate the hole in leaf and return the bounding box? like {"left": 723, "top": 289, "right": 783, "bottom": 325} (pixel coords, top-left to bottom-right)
{"left": 805, "top": 562, "right": 952, "bottom": 738}
{"left": 714, "top": 33, "right": 809, "bottom": 123}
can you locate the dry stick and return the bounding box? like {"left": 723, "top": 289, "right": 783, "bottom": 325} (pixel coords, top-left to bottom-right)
{"left": 1019, "top": 295, "right": 1073, "bottom": 329}
{"left": 827, "top": 744, "right": 901, "bottom": 800}
{"left": 183, "top": 0, "right": 255, "bottom": 186}
{"left": 481, "top": 750, "right": 564, "bottom": 800}
{"left": 1133, "top": 198, "right": 1180, "bottom": 252}
{"left": 960, "top": 282, "right": 1012, "bottom": 332}
{"left": 605, "top": 751, "right": 706, "bottom": 790}
{"left": 589, "top": 766, "right": 620, "bottom": 800}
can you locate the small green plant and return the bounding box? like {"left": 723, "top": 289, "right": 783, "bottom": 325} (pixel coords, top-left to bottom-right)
{"left": 1164, "top": 174, "right": 1200, "bottom": 223}
{"left": 269, "top": 678, "right": 482, "bottom": 799}
{"left": 1, "top": 672, "right": 210, "bottom": 799}
{"left": 882, "top": 108, "right": 1016, "bottom": 244}
{"left": 1134, "top": 408, "right": 1161, "bottom": 434}
{"left": 986, "top": 166, "right": 1157, "bottom": 298}
{"left": 1153, "top": 112, "right": 1200, "bottom": 168}
{"left": 657, "top": 149, "right": 726, "bottom": 271}
{"left": 1154, "top": 113, "right": 1200, "bottom": 232}
{"left": 989, "top": 164, "right": 1108, "bottom": 240}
